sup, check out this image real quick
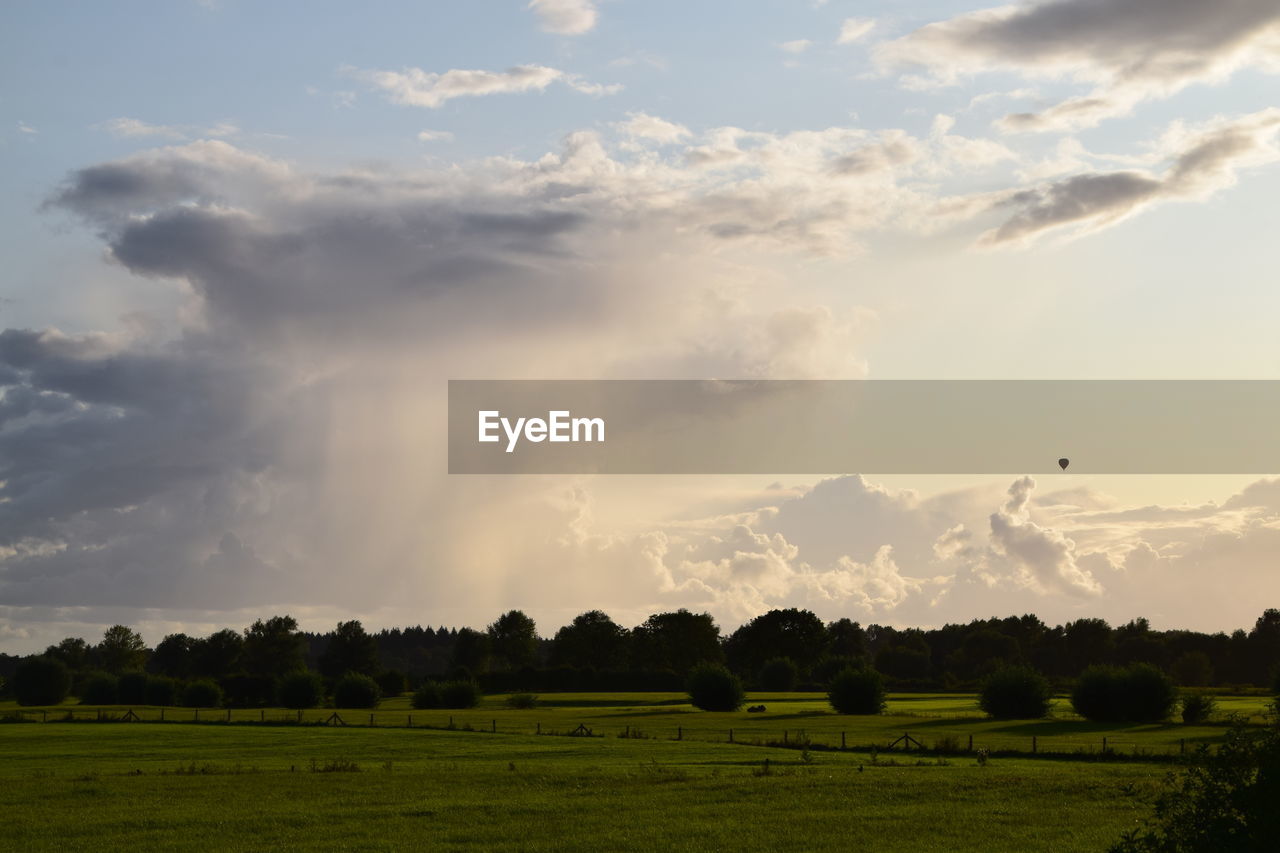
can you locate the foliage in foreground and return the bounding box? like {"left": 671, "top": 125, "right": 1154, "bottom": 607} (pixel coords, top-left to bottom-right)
{"left": 979, "top": 666, "right": 1052, "bottom": 719}
{"left": 1111, "top": 720, "right": 1280, "bottom": 852}
{"left": 828, "top": 666, "right": 886, "bottom": 715}
{"left": 686, "top": 663, "right": 745, "bottom": 712}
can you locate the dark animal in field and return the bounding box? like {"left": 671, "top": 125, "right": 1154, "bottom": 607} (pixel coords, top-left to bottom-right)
{"left": 746, "top": 705, "right": 767, "bottom": 713}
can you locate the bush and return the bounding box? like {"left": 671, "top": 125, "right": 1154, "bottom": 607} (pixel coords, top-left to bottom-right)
{"left": 758, "top": 657, "right": 798, "bottom": 692}
{"left": 13, "top": 657, "right": 72, "bottom": 706}
{"left": 1181, "top": 692, "right": 1217, "bottom": 725}
{"left": 145, "top": 676, "right": 178, "bottom": 707}
{"left": 375, "top": 670, "right": 407, "bottom": 698}
{"left": 979, "top": 666, "right": 1052, "bottom": 719}
{"left": 411, "top": 682, "right": 443, "bottom": 709}
{"left": 505, "top": 692, "right": 538, "bottom": 709}
{"left": 686, "top": 663, "right": 745, "bottom": 712}
{"left": 181, "top": 680, "right": 223, "bottom": 708}
{"left": 828, "top": 666, "right": 886, "bottom": 715}
{"left": 1110, "top": 721, "right": 1280, "bottom": 851}
{"left": 1072, "top": 664, "right": 1177, "bottom": 722}
{"left": 117, "top": 671, "right": 149, "bottom": 705}
{"left": 79, "top": 672, "right": 120, "bottom": 705}
{"left": 439, "top": 680, "right": 482, "bottom": 709}
{"left": 278, "top": 671, "right": 324, "bottom": 709}
{"left": 332, "top": 673, "right": 380, "bottom": 709}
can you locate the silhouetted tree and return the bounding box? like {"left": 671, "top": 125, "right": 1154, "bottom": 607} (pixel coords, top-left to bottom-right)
{"left": 96, "top": 625, "right": 147, "bottom": 673}
{"left": 149, "top": 634, "right": 196, "bottom": 679}
{"left": 551, "top": 610, "right": 629, "bottom": 670}
{"left": 450, "top": 628, "right": 491, "bottom": 674}
{"left": 631, "top": 610, "right": 723, "bottom": 674}
{"left": 241, "top": 616, "right": 304, "bottom": 679}
{"left": 726, "top": 608, "right": 827, "bottom": 675}
{"left": 487, "top": 610, "right": 538, "bottom": 671}
{"left": 318, "top": 620, "right": 380, "bottom": 678}
{"left": 192, "top": 629, "right": 244, "bottom": 679}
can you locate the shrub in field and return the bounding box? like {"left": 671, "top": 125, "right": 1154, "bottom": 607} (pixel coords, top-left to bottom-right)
{"left": 181, "top": 679, "right": 223, "bottom": 708}
{"left": 278, "top": 671, "right": 324, "bottom": 709}
{"left": 1110, "top": 721, "right": 1280, "bottom": 852}
{"left": 1180, "top": 692, "right": 1217, "bottom": 725}
{"left": 439, "top": 680, "right": 482, "bottom": 709}
{"left": 1120, "top": 664, "right": 1179, "bottom": 722}
{"left": 13, "top": 657, "right": 71, "bottom": 706}
{"left": 1072, "top": 664, "right": 1177, "bottom": 722}
{"left": 145, "top": 676, "right": 178, "bottom": 707}
{"left": 827, "top": 666, "right": 886, "bottom": 715}
{"left": 411, "top": 682, "right": 443, "bottom": 709}
{"left": 375, "top": 670, "right": 407, "bottom": 698}
{"left": 505, "top": 692, "right": 538, "bottom": 709}
{"left": 80, "top": 672, "right": 120, "bottom": 705}
{"left": 117, "top": 671, "right": 149, "bottom": 705}
{"left": 332, "top": 673, "right": 380, "bottom": 709}
{"left": 979, "top": 666, "right": 1052, "bottom": 719}
{"left": 686, "top": 663, "right": 745, "bottom": 712}
{"left": 758, "top": 657, "right": 799, "bottom": 692}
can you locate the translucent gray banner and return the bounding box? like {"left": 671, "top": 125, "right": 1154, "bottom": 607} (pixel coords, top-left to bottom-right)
{"left": 447, "top": 380, "right": 1280, "bottom": 474}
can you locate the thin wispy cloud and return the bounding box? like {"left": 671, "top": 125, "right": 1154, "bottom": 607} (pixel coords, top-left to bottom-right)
{"left": 349, "top": 64, "right": 620, "bottom": 109}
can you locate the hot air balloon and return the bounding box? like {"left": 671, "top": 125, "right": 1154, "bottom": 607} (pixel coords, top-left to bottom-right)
{"left": 1058, "top": 458, "right": 1070, "bottom": 471}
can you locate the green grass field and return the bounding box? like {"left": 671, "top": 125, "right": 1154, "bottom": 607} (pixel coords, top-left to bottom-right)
{"left": 3, "top": 692, "right": 1270, "bottom": 851}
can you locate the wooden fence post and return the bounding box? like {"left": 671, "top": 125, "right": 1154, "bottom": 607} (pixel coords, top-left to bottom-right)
{"left": 1032, "top": 735, "right": 1037, "bottom": 754}
{"left": 536, "top": 721, "right": 541, "bottom": 735}
{"left": 625, "top": 725, "right": 630, "bottom": 738}
{"left": 226, "top": 708, "right": 231, "bottom": 723}
{"left": 783, "top": 730, "right": 788, "bottom": 745}
{"left": 408, "top": 714, "right": 412, "bottom": 727}
{"left": 260, "top": 709, "right": 264, "bottom": 723}
{"left": 42, "top": 710, "right": 47, "bottom": 723}
{"left": 1102, "top": 736, "right": 1108, "bottom": 752}
{"left": 491, "top": 719, "right": 496, "bottom": 733}
{"left": 968, "top": 734, "right": 973, "bottom": 752}
{"left": 677, "top": 726, "right": 682, "bottom": 741}
{"left": 297, "top": 709, "right": 302, "bottom": 723}
{"left": 370, "top": 713, "right": 375, "bottom": 726}
{"left": 194, "top": 709, "right": 199, "bottom": 722}
{"left": 729, "top": 728, "right": 734, "bottom": 743}
{"left": 841, "top": 731, "right": 846, "bottom": 750}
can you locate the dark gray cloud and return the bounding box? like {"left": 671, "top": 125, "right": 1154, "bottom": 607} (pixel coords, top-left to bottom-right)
{"left": 880, "top": 0, "right": 1280, "bottom": 130}
{"left": 980, "top": 109, "right": 1280, "bottom": 243}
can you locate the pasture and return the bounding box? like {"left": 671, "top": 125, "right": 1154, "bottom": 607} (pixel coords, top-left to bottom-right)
{"left": 2, "top": 691, "right": 1270, "bottom": 851}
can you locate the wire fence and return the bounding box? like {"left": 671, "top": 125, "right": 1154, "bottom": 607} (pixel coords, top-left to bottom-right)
{"left": 0, "top": 707, "right": 1211, "bottom": 762}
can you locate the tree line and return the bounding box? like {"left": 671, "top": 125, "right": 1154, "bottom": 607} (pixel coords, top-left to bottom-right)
{"left": 2, "top": 607, "right": 1278, "bottom": 707}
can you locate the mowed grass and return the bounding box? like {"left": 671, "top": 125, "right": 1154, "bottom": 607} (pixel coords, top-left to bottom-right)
{"left": 0, "top": 721, "right": 1171, "bottom": 852}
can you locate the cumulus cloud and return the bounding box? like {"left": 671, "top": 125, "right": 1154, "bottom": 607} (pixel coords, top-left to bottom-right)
{"left": 988, "top": 477, "right": 1101, "bottom": 595}
{"left": 615, "top": 112, "right": 690, "bottom": 144}
{"left": 976, "top": 108, "right": 1280, "bottom": 244}
{"left": 98, "top": 118, "right": 239, "bottom": 140}
{"left": 780, "top": 39, "right": 813, "bottom": 54}
{"left": 528, "top": 0, "right": 598, "bottom": 35}
{"left": 349, "top": 64, "right": 620, "bottom": 109}
{"left": 878, "top": 0, "right": 1280, "bottom": 131}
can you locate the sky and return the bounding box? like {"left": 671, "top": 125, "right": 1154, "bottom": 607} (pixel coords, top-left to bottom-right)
{"left": 2, "top": 0, "right": 1280, "bottom": 653}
